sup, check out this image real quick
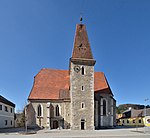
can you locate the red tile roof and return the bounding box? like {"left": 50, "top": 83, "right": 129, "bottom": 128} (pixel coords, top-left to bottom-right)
{"left": 28, "top": 68, "right": 112, "bottom": 100}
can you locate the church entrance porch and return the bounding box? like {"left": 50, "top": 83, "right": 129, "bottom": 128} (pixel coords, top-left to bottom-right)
{"left": 53, "top": 120, "right": 58, "bottom": 129}
{"left": 50, "top": 118, "right": 64, "bottom": 129}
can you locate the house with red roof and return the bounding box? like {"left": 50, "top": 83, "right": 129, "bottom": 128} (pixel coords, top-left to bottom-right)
{"left": 27, "top": 22, "right": 116, "bottom": 130}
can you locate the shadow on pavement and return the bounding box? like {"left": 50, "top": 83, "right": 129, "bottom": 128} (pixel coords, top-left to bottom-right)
{"left": 115, "top": 126, "right": 144, "bottom": 129}
{"left": 0, "top": 127, "right": 41, "bottom": 134}
{"left": 96, "top": 126, "right": 144, "bottom": 130}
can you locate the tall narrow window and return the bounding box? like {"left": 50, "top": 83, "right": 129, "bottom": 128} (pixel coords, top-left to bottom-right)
{"left": 81, "top": 67, "right": 84, "bottom": 75}
{"left": 56, "top": 105, "right": 59, "bottom": 116}
{"left": 37, "top": 105, "right": 42, "bottom": 117}
{"left": 0, "top": 105, "right": 2, "bottom": 110}
{"left": 50, "top": 104, "right": 54, "bottom": 117}
{"left": 103, "top": 100, "right": 106, "bottom": 116}
{"left": 81, "top": 86, "right": 84, "bottom": 91}
{"left": 81, "top": 103, "right": 85, "bottom": 109}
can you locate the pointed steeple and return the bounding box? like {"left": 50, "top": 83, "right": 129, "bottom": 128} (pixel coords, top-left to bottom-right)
{"left": 70, "top": 23, "right": 95, "bottom": 130}
{"left": 71, "top": 24, "right": 94, "bottom": 59}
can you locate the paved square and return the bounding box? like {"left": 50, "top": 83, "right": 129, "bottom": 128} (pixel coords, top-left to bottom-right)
{"left": 0, "top": 127, "right": 150, "bottom": 138}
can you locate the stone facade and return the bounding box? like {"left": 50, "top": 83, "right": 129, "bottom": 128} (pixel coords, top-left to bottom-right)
{"left": 70, "top": 63, "right": 95, "bottom": 130}
{"left": 94, "top": 93, "right": 116, "bottom": 129}
{"left": 27, "top": 95, "right": 116, "bottom": 129}
{"left": 27, "top": 23, "right": 116, "bottom": 130}
{"left": 27, "top": 100, "right": 71, "bottom": 129}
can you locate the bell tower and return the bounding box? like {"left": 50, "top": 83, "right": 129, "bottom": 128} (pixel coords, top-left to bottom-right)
{"left": 70, "top": 23, "right": 96, "bottom": 130}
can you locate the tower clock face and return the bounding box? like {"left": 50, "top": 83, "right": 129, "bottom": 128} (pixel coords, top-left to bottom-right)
{"left": 74, "top": 66, "right": 80, "bottom": 73}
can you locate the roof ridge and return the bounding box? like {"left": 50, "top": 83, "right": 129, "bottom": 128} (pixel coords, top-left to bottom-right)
{"left": 41, "top": 68, "right": 68, "bottom": 71}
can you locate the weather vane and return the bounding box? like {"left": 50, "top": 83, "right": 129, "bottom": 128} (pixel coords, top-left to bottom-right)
{"left": 80, "top": 15, "right": 83, "bottom": 24}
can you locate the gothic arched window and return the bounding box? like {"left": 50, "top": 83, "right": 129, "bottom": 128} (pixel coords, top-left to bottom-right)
{"left": 50, "top": 104, "right": 54, "bottom": 117}
{"left": 56, "top": 105, "right": 60, "bottom": 116}
{"left": 103, "top": 100, "right": 106, "bottom": 116}
{"left": 37, "top": 104, "right": 42, "bottom": 117}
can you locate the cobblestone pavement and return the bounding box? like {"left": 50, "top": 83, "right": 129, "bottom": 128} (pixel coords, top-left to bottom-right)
{"left": 0, "top": 127, "right": 150, "bottom": 138}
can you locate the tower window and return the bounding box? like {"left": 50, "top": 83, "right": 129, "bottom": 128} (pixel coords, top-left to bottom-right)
{"left": 81, "top": 66, "right": 85, "bottom": 75}
{"left": 81, "top": 102, "right": 85, "bottom": 109}
{"left": 81, "top": 86, "right": 84, "bottom": 91}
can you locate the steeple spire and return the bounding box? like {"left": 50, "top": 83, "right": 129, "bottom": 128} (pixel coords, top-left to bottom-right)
{"left": 71, "top": 24, "right": 94, "bottom": 60}
{"left": 69, "top": 22, "right": 95, "bottom": 130}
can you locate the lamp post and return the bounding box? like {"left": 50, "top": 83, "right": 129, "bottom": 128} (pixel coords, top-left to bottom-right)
{"left": 144, "top": 98, "right": 149, "bottom": 133}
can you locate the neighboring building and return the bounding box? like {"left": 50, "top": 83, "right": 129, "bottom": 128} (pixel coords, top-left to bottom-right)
{"left": 116, "top": 114, "right": 123, "bottom": 119}
{"left": 27, "top": 23, "right": 116, "bottom": 130}
{"left": 118, "top": 108, "right": 150, "bottom": 127}
{"left": 0, "top": 95, "right": 15, "bottom": 128}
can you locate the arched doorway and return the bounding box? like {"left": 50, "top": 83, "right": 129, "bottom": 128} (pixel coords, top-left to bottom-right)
{"left": 53, "top": 120, "right": 58, "bottom": 129}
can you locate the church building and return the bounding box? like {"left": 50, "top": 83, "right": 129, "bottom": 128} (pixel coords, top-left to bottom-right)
{"left": 27, "top": 23, "right": 116, "bottom": 130}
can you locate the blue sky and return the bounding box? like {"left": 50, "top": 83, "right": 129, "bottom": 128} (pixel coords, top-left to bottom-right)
{"left": 0, "top": 0, "right": 150, "bottom": 111}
